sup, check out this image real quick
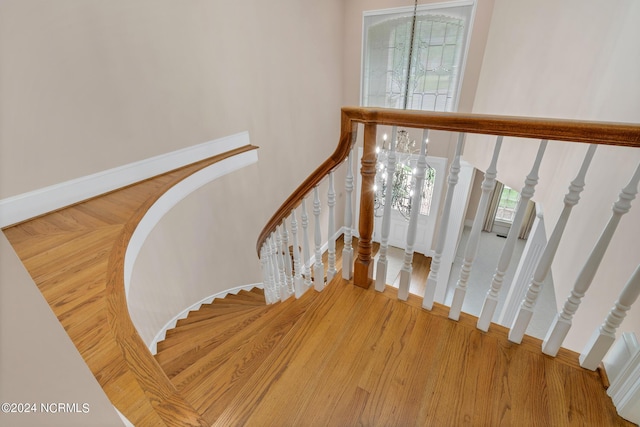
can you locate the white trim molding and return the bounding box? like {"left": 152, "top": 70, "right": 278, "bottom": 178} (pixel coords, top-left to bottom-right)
{"left": 0, "top": 132, "right": 251, "bottom": 228}
{"left": 605, "top": 332, "right": 640, "bottom": 424}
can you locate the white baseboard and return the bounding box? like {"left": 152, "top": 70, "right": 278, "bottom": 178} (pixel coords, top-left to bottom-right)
{"left": 0, "top": 132, "right": 251, "bottom": 228}
{"left": 149, "top": 283, "right": 263, "bottom": 355}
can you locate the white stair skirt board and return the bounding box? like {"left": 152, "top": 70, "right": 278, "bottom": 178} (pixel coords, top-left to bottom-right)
{"left": 0, "top": 131, "right": 251, "bottom": 228}
{"left": 149, "top": 283, "right": 264, "bottom": 355}
{"left": 125, "top": 148, "right": 258, "bottom": 349}
{"left": 604, "top": 332, "right": 640, "bottom": 387}
{"left": 604, "top": 332, "right": 640, "bottom": 424}
{"left": 124, "top": 148, "right": 258, "bottom": 298}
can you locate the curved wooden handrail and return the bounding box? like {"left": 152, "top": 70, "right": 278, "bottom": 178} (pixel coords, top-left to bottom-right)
{"left": 256, "top": 110, "right": 358, "bottom": 255}
{"left": 105, "top": 145, "right": 258, "bottom": 426}
{"left": 256, "top": 106, "right": 640, "bottom": 257}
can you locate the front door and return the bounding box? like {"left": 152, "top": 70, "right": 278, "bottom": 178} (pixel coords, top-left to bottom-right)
{"left": 355, "top": 147, "right": 446, "bottom": 256}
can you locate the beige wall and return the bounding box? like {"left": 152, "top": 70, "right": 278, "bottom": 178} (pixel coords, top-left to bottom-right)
{"left": 0, "top": 0, "right": 343, "bottom": 201}
{"left": 0, "top": 235, "right": 123, "bottom": 426}
{"left": 464, "top": 0, "right": 640, "bottom": 351}
{"left": 121, "top": 0, "right": 345, "bottom": 341}
{"left": 1, "top": 0, "right": 344, "bottom": 410}
{"left": 132, "top": 0, "right": 498, "bottom": 338}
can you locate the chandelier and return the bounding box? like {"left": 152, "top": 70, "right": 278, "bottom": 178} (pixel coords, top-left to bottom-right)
{"left": 374, "top": 129, "right": 435, "bottom": 220}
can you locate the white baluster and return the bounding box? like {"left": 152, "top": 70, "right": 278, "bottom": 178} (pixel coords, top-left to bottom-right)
{"left": 543, "top": 162, "right": 640, "bottom": 356}
{"left": 290, "top": 208, "right": 305, "bottom": 298}
{"left": 449, "top": 136, "right": 502, "bottom": 321}
{"left": 398, "top": 129, "right": 429, "bottom": 301}
{"left": 509, "top": 144, "right": 597, "bottom": 343}
{"left": 313, "top": 186, "right": 325, "bottom": 291}
{"left": 260, "top": 245, "right": 273, "bottom": 304}
{"left": 342, "top": 149, "right": 355, "bottom": 280}
{"left": 301, "top": 198, "right": 312, "bottom": 290}
{"left": 477, "top": 140, "right": 548, "bottom": 331}
{"left": 423, "top": 132, "right": 463, "bottom": 309}
{"left": 580, "top": 264, "right": 640, "bottom": 370}
{"left": 376, "top": 127, "right": 398, "bottom": 292}
{"left": 281, "top": 220, "right": 294, "bottom": 298}
{"left": 268, "top": 235, "right": 281, "bottom": 302}
{"left": 275, "top": 227, "right": 288, "bottom": 301}
{"left": 327, "top": 171, "right": 337, "bottom": 282}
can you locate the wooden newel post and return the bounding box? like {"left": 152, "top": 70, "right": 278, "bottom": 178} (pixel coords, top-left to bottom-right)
{"left": 354, "top": 123, "right": 377, "bottom": 288}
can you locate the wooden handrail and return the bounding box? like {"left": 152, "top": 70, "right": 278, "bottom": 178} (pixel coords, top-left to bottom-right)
{"left": 256, "top": 106, "right": 640, "bottom": 258}
{"left": 342, "top": 107, "right": 640, "bottom": 146}
{"left": 256, "top": 111, "right": 357, "bottom": 255}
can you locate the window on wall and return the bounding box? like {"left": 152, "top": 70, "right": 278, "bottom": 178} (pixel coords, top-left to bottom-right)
{"left": 362, "top": 1, "right": 475, "bottom": 112}
{"left": 495, "top": 185, "right": 520, "bottom": 224}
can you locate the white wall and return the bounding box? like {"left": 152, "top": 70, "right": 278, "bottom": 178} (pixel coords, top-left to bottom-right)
{"left": 464, "top": 0, "right": 640, "bottom": 352}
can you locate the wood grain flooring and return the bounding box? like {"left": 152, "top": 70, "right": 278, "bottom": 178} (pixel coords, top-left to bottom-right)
{"left": 3, "top": 151, "right": 633, "bottom": 426}
{"left": 3, "top": 147, "right": 257, "bottom": 427}
{"left": 206, "top": 280, "right": 631, "bottom": 426}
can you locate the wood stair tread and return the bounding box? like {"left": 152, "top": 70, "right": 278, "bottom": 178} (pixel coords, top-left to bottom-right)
{"left": 211, "top": 292, "right": 265, "bottom": 305}
{"left": 235, "top": 289, "right": 267, "bottom": 302}
{"left": 157, "top": 306, "right": 268, "bottom": 352}
{"left": 158, "top": 294, "right": 312, "bottom": 386}
{"left": 174, "top": 292, "right": 320, "bottom": 420}
{"left": 166, "top": 305, "right": 266, "bottom": 336}
{"left": 175, "top": 305, "right": 256, "bottom": 327}
{"left": 209, "top": 299, "right": 264, "bottom": 307}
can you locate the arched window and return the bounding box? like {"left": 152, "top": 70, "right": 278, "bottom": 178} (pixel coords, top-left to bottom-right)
{"left": 362, "top": 2, "right": 475, "bottom": 112}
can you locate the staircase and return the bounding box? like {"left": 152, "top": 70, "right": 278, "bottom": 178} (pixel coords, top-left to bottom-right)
{"left": 3, "top": 107, "right": 640, "bottom": 425}
{"left": 152, "top": 278, "right": 632, "bottom": 426}
{"left": 154, "top": 288, "right": 309, "bottom": 424}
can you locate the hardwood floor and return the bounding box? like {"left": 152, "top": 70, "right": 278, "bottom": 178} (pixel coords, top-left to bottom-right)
{"left": 155, "top": 278, "right": 631, "bottom": 426}
{"left": 3, "top": 154, "right": 633, "bottom": 426}
{"left": 2, "top": 148, "right": 258, "bottom": 427}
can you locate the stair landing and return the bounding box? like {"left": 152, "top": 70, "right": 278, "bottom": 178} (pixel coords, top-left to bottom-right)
{"left": 3, "top": 150, "right": 632, "bottom": 426}
{"left": 156, "top": 278, "right": 632, "bottom": 426}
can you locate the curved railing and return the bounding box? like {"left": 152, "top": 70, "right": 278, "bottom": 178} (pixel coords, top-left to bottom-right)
{"left": 257, "top": 106, "right": 640, "bottom": 387}
{"left": 257, "top": 108, "right": 640, "bottom": 257}
{"left": 257, "top": 111, "right": 358, "bottom": 255}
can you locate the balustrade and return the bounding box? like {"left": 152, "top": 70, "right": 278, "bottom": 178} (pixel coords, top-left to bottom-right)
{"left": 301, "top": 198, "right": 312, "bottom": 291}
{"left": 477, "top": 140, "right": 547, "bottom": 331}
{"left": 580, "top": 264, "right": 640, "bottom": 370}
{"left": 375, "top": 127, "right": 398, "bottom": 293}
{"left": 449, "top": 136, "right": 502, "bottom": 321}
{"left": 342, "top": 150, "right": 355, "bottom": 280}
{"left": 327, "top": 172, "right": 337, "bottom": 282}
{"left": 423, "top": 133, "right": 463, "bottom": 310}
{"left": 290, "top": 208, "right": 304, "bottom": 298}
{"left": 256, "top": 107, "right": 640, "bottom": 378}
{"left": 508, "top": 144, "right": 597, "bottom": 343}
{"left": 542, "top": 162, "right": 640, "bottom": 356}
{"left": 398, "top": 130, "right": 429, "bottom": 301}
